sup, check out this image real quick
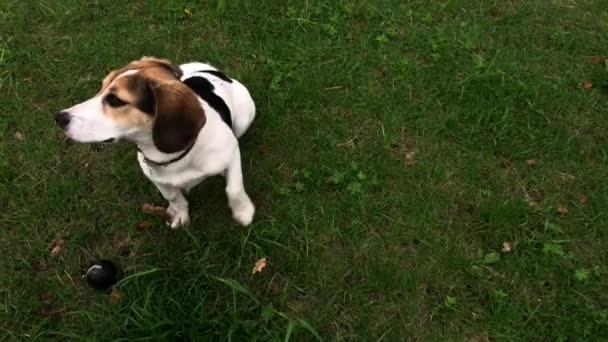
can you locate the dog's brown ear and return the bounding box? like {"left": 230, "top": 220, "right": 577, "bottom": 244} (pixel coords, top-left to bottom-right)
{"left": 151, "top": 81, "right": 205, "bottom": 153}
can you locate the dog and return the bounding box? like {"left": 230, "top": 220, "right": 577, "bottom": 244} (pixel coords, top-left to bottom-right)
{"left": 56, "top": 57, "right": 256, "bottom": 228}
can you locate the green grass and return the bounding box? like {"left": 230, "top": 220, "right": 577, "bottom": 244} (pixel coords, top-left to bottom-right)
{"left": 1, "top": 0, "right": 608, "bottom": 340}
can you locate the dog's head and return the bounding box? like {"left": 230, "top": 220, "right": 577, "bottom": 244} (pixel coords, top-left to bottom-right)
{"left": 57, "top": 57, "right": 205, "bottom": 153}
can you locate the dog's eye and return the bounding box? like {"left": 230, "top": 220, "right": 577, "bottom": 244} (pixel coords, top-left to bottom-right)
{"left": 105, "top": 93, "right": 127, "bottom": 108}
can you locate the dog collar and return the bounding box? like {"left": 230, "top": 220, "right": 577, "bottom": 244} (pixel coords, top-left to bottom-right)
{"left": 138, "top": 143, "right": 195, "bottom": 167}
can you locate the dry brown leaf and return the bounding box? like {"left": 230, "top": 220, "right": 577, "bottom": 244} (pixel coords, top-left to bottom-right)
{"left": 583, "top": 80, "right": 593, "bottom": 90}
{"left": 33, "top": 258, "right": 48, "bottom": 272}
{"left": 405, "top": 150, "right": 417, "bottom": 167}
{"left": 14, "top": 131, "right": 24, "bottom": 141}
{"left": 110, "top": 288, "right": 121, "bottom": 304}
{"left": 252, "top": 257, "right": 267, "bottom": 275}
{"left": 591, "top": 56, "right": 606, "bottom": 64}
{"left": 142, "top": 203, "right": 172, "bottom": 221}
{"left": 148, "top": 23, "right": 157, "bottom": 30}
{"left": 501, "top": 241, "right": 513, "bottom": 253}
{"left": 526, "top": 159, "right": 536, "bottom": 166}
{"left": 50, "top": 239, "right": 65, "bottom": 257}
{"left": 579, "top": 195, "right": 589, "bottom": 205}
{"left": 556, "top": 203, "right": 569, "bottom": 215}
{"left": 136, "top": 221, "right": 153, "bottom": 231}
{"left": 524, "top": 192, "right": 538, "bottom": 208}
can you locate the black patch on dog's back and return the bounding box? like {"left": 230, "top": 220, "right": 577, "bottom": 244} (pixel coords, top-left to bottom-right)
{"left": 199, "top": 70, "right": 233, "bottom": 83}
{"left": 183, "top": 76, "right": 232, "bottom": 128}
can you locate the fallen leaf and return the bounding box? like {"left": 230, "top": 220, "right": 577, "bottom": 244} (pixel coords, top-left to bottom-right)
{"left": 184, "top": 7, "right": 193, "bottom": 17}
{"left": 136, "top": 221, "right": 153, "bottom": 231}
{"left": 252, "top": 257, "right": 267, "bottom": 275}
{"left": 148, "top": 23, "right": 157, "bottom": 30}
{"left": 142, "top": 203, "right": 172, "bottom": 222}
{"left": 526, "top": 159, "right": 536, "bottom": 166}
{"left": 33, "top": 258, "right": 47, "bottom": 272}
{"left": 556, "top": 203, "right": 569, "bottom": 215}
{"left": 50, "top": 239, "right": 65, "bottom": 257}
{"left": 14, "top": 131, "right": 24, "bottom": 141}
{"left": 583, "top": 80, "right": 592, "bottom": 90}
{"left": 579, "top": 195, "right": 589, "bottom": 205}
{"left": 524, "top": 192, "right": 538, "bottom": 208}
{"left": 405, "top": 150, "right": 417, "bottom": 167}
{"left": 84, "top": 162, "right": 90, "bottom": 169}
{"left": 501, "top": 241, "right": 513, "bottom": 253}
{"left": 110, "top": 288, "right": 121, "bottom": 303}
{"left": 591, "top": 56, "right": 606, "bottom": 64}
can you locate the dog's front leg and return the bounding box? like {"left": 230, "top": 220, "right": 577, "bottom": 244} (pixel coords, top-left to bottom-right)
{"left": 224, "top": 149, "right": 255, "bottom": 226}
{"left": 153, "top": 182, "right": 190, "bottom": 229}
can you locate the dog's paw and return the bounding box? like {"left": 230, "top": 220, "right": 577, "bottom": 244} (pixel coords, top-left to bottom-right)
{"left": 167, "top": 203, "right": 190, "bottom": 229}
{"left": 232, "top": 201, "right": 255, "bottom": 226}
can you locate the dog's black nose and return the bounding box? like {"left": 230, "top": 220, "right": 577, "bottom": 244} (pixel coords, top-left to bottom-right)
{"left": 55, "top": 111, "right": 71, "bottom": 129}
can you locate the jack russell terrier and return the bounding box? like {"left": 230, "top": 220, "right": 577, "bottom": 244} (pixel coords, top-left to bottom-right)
{"left": 56, "top": 57, "right": 256, "bottom": 228}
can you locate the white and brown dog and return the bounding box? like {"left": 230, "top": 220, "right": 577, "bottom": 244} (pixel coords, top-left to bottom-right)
{"left": 56, "top": 57, "right": 256, "bottom": 228}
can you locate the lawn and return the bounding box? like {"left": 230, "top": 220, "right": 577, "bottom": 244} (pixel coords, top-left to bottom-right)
{"left": 1, "top": 0, "right": 608, "bottom": 340}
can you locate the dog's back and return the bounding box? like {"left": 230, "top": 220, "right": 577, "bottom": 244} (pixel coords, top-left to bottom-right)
{"left": 179, "top": 62, "right": 255, "bottom": 138}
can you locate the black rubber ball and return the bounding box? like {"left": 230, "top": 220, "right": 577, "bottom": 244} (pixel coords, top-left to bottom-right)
{"left": 86, "top": 260, "right": 119, "bottom": 290}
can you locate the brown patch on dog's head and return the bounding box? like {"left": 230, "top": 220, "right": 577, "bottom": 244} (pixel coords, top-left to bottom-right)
{"left": 100, "top": 56, "right": 182, "bottom": 94}
{"left": 101, "top": 74, "right": 156, "bottom": 128}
